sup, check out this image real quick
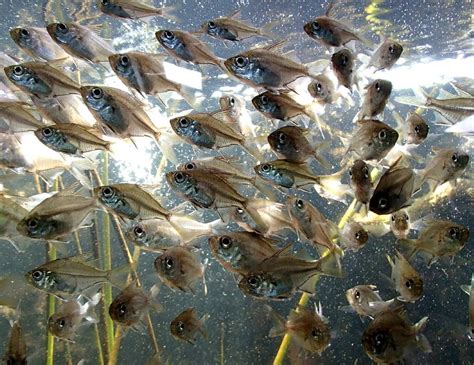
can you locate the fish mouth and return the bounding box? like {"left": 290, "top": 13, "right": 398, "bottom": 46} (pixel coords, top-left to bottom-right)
{"left": 223, "top": 58, "right": 233, "bottom": 72}
{"left": 303, "top": 22, "right": 313, "bottom": 35}
{"left": 45, "top": 23, "right": 57, "bottom": 37}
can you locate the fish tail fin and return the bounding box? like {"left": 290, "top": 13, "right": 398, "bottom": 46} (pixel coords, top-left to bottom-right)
{"left": 319, "top": 248, "right": 344, "bottom": 278}
{"left": 198, "top": 313, "right": 210, "bottom": 339}
{"left": 83, "top": 292, "right": 102, "bottom": 324}
{"left": 397, "top": 238, "right": 418, "bottom": 259}
{"left": 176, "top": 84, "right": 198, "bottom": 108}
{"left": 67, "top": 158, "right": 95, "bottom": 189}
{"left": 460, "top": 284, "right": 470, "bottom": 296}
{"left": 314, "top": 170, "right": 351, "bottom": 204}
{"left": 155, "top": 133, "right": 180, "bottom": 166}
{"left": 242, "top": 138, "right": 265, "bottom": 162}
{"left": 259, "top": 19, "right": 282, "bottom": 39}
{"left": 107, "top": 264, "right": 130, "bottom": 289}
{"left": 394, "top": 88, "right": 429, "bottom": 109}
{"left": 303, "top": 105, "right": 332, "bottom": 138}
{"left": 306, "top": 59, "right": 330, "bottom": 79}
{"left": 149, "top": 284, "right": 164, "bottom": 313}
{"left": 159, "top": 5, "right": 179, "bottom": 22}
{"left": 414, "top": 317, "right": 432, "bottom": 353}
{"left": 264, "top": 305, "right": 287, "bottom": 338}
{"left": 311, "top": 140, "right": 332, "bottom": 169}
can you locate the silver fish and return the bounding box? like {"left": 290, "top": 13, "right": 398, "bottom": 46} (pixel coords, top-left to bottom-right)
{"left": 10, "top": 27, "right": 70, "bottom": 61}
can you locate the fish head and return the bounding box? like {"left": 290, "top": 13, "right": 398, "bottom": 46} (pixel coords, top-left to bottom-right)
{"left": 26, "top": 266, "right": 56, "bottom": 292}
{"left": 48, "top": 313, "right": 74, "bottom": 340}
{"left": 368, "top": 79, "right": 392, "bottom": 101}
{"left": 308, "top": 77, "right": 333, "bottom": 103}
{"left": 224, "top": 53, "right": 256, "bottom": 81}
{"left": 108, "top": 53, "right": 134, "bottom": 79}
{"left": 239, "top": 273, "right": 291, "bottom": 299}
{"left": 349, "top": 159, "right": 371, "bottom": 188}
{"left": 94, "top": 185, "right": 136, "bottom": 219}
{"left": 371, "top": 124, "right": 399, "bottom": 155}
{"left": 286, "top": 196, "right": 309, "bottom": 223}
{"left": 303, "top": 18, "right": 328, "bottom": 42}
{"left": 443, "top": 224, "right": 470, "bottom": 249}
{"left": 208, "top": 235, "right": 240, "bottom": 266}
{"left": 177, "top": 160, "right": 198, "bottom": 172}
{"left": 16, "top": 214, "right": 57, "bottom": 239}
{"left": 390, "top": 211, "right": 410, "bottom": 231}
{"left": 345, "top": 286, "right": 364, "bottom": 307}
{"left": 202, "top": 20, "right": 237, "bottom": 41}
{"left": 166, "top": 170, "right": 195, "bottom": 194}
{"left": 170, "top": 116, "right": 198, "bottom": 138}
{"left": 219, "top": 95, "right": 243, "bottom": 118}
{"left": 109, "top": 289, "right": 147, "bottom": 326}
{"left": 381, "top": 40, "right": 403, "bottom": 66}
{"left": 362, "top": 327, "right": 394, "bottom": 362}
{"left": 46, "top": 22, "right": 74, "bottom": 45}
{"left": 254, "top": 162, "right": 294, "bottom": 188}
{"left": 4, "top": 63, "right": 52, "bottom": 96}
{"left": 267, "top": 126, "right": 297, "bottom": 156}
{"left": 156, "top": 30, "right": 181, "bottom": 50}
{"left": 303, "top": 324, "right": 331, "bottom": 353}
{"left": 98, "top": 0, "right": 129, "bottom": 17}
{"left": 154, "top": 250, "right": 180, "bottom": 281}
{"left": 449, "top": 150, "right": 469, "bottom": 171}
{"left": 35, "top": 126, "right": 64, "bottom": 147}
{"left": 399, "top": 276, "right": 423, "bottom": 302}
{"left": 352, "top": 226, "right": 369, "bottom": 246}
{"left": 10, "top": 27, "right": 33, "bottom": 48}
{"left": 252, "top": 92, "right": 279, "bottom": 115}
{"left": 407, "top": 113, "right": 429, "bottom": 144}
{"left": 331, "top": 48, "right": 353, "bottom": 70}
{"left": 127, "top": 222, "right": 150, "bottom": 246}
{"left": 80, "top": 86, "right": 109, "bottom": 112}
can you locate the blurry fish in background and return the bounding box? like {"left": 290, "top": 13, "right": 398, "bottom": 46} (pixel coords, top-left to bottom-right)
{"left": 358, "top": 79, "right": 392, "bottom": 119}
{"left": 170, "top": 308, "right": 209, "bottom": 344}
{"left": 386, "top": 251, "right": 423, "bottom": 302}
{"left": 0, "top": 192, "right": 32, "bottom": 252}
{"left": 0, "top": 100, "right": 45, "bottom": 134}
{"left": 367, "top": 38, "right": 403, "bottom": 71}
{"left": 344, "top": 285, "right": 399, "bottom": 318}
{"left": 404, "top": 112, "right": 429, "bottom": 145}
{"left": 362, "top": 308, "right": 431, "bottom": 363}
{"left": 48, "top": 293, "right": 101, "bottom": 342}
{"left": 390, "top": 210, "right": 410, "bottom": 239}
{"left": 46, "top": 22, "right": 116, "bottom": 63}
{"left": 331, "top": 48, "right": 356, "bottom": 91}
{"left": 266, "top": 302, "right": 331, "bottom": 354}
{"left": 98, "top": 0, "right": 176, "bottom": 21}
{"left": 338, "top": 221, "right": 369, "bottom": 252}
{"left": 460, "top": 273, "right": 473, "bottom": 341}
{"left": 10, "top": 26, "right": 70, "bottom": 61}
{"left": 349, "top": 159, "right": 372, "bottom": 212}
{"left": 3, "top": 320, "right": 27, "bottom": 364}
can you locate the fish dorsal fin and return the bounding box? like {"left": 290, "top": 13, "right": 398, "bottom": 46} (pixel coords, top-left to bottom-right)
{"left": 227, "top": 8, "right": 242, "bottom": 19}
{"left": 326, "top": 0, "right": 338, "bottom": 17}
{"left": 262, "top": 39, "right": 288, "bottom": 53}
{"left": 67, "top": 252, "right": 95, "bottom": 263}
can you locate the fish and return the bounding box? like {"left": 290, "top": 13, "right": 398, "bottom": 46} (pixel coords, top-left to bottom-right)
{"left": 359, "top": 79, "right": 392, "bottom": 119}
{"left": 26, "top": 253, "right": 129, "bottom": 299}
{"left": 108, "top": 52, "right": 193, "bottom": 105}
{"left": 3, "top": 320, "right": 27, "bottom": 364}
{"left": 16, "top": 188, "right": 98, "bottom": 240}
{"left": 303, "top": 0, "right": 365, "bottom": 47}
{"left": 349, "top": 159, "right": 372, "bottom": 209}
{"left": 419, "top": 148, "right": 469, "bottom": 191}
{"left": 267, "top": 303, "right": 331, "bottom": 354}
{"left": 170, "top": 308, "right": 209, "bottom": 344}
{"left": 94, "top": 183, "right": 170, "bottom": 221}
{"left": 405, "top": 112, "right": 429, "bottom": 145}
{"left": 345, "top": 120, "right": 399, "bottom": 161}
{"left": 202, "top": 9, "right": 276, "bottom": 41}
{"left": 331, "top": 48, "right": 355, "bottom": 90}
{"left": 155, "top": 30, "right": 224, "bottom": 69}
{"left": 338, "top": 222, "right": 369, "bottom": 252}
{"left": 362, "top": 308, "right": 431, "bottom": 363}
{"left": 46, "top": 22, "right": 115, "bottom": 63}
{"left": 368, "top": 38, "right": 403, "bottom": 71}
{"left": 208, "top": 232, "right": 278, "bottom": 273}
{"left": 238, "top": 248, "right": 343, "bottom": 300}
{"left": 398, "top": 219, "right": 469, "bottom": 266}
{"left": 154, "top": 246, "right": 205, "bottom": 294}
{"left": 0, "top": 193, "right": 32, "bottom": 252}
{"left": 35, "top": 123, "right": 110, "bottom": 155}
{"left": 48, "top": 293, "right": 101, "bottom": 341}
{"left": 109, "top": 281, "right": 161, "bottom": 329}
{"left": 224, "top": 41, "right": 323, "bottom": 92}
{"left": 390, "top": 210, "right": 410, "bottom": 239}
{"left": 80, "top": 85, "right": 161, "bottom": 141}
{"left": 307, "top": 75, "right": 338, "bottom": 104}
{"left": 4, "top": 61, "right": 81, "bottom": 98}
{"left": 10, "top": 26, "right": 70, "bottom": 61}
{"left": 267, "top": 126, "right": 330, "bottom": 167}
{"left": 345, "top": 285, "right": 397, "bottom": 318}
{"left": 0, "top": 101, "right": 45, "bottom": 133}
{"left": 460, "top": 273, "right": 474, "bottom": 340}
{"left": 369, "top": 156, "right": 416, "bottom": 215}
{"left": 98, "top": 0, "right": 175, "bottom": 20}
{"left": 219, "top": 95, "right": 244, "bottom": 123}
{"left": 386, "top": 251, "right": 423, "bottom": 302}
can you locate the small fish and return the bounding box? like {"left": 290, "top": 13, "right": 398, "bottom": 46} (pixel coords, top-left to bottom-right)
{"left": 94, "top": 183, "right": 170, "bottom": 221}
{"left": 362, "top": 308, "right": 431, "bottom": 363}
{"left": 3, "top": 320, "right": 27, "bottom": 364}
{"left": 48, "top": 293, "right": 101, "bottom": 341}
{"left": 345, "top": 120, "right": 399, "bottom": 161}
{"left": 304, "top": 0, "right": 365, "bottom": 47}
{"left": 80, "top": 85, "right": 161, "bottom": 141}
{"left": 0, "top": 101, "right": 44, "bottom": 133}
{"left": 349, "top": 159, "right": 372, "bottom": 208}
{"left": 170, "top": 308, "right": 209, "bottom": 344}
{"left": 46, "top": 23, "right": 115, "bottom": 63}
{"left": 154, "top": 246, "right": 205, "bottom": 294}
{"left": 345, "top": 285, "right": 396, "bottom": 318}
{"left": 267, "top": 126, "right": 329, "bottom": 167}
{"left": 359, "top": 79, "right": 392, "bottom": 119}
{"left": 219, "top": 95, "right": 244, "bottom": 123}
{"left": 420, "top": 148, "right": 469, "bottom": 191}
{"left": 16, "top": 189, "right": 97, "bottom": 240}
{"left": 267, "top": 303, "right": 330, "bottom": 354}
{"left": 460, "top": 273, "right": 474, "bottom": 340}
{"left": 386, "top": 251, "right": 423, "bottom": 302}
{"left": 0, "top": 193, "right": 31, "bottom": 252}
{"left": 202, "top": 9, "right": 276, "bottom": 41}
{"left": 26, "top": 253, "right": 128, "bottom": 299}
{"left": 109, "top": 281, "right": 160, "bottom": 329}
{"left": 405, "top": 112, "right": 429, "bottom": 145}
{"left": 307, "top": 75, "right": 338, "bottom": 104}
{"left": 398, "top": 219, "right": 469, "bottom": 266}
{"left": 238, "top": 249, "right": 343, "bottom": 300}
{"left": 108, "top": 52, "right": 193, "bottom": 105}
{"left": 390, "top": 210, "right": 410, "bottom": 239}
{"left": 331, "top": 48, "right": 355, "bottom": 90}
{"left": 224, "top": 42, "right": 322, "bottom": 92}
{"left": 10, "top": 26, "right": 70, "bottom": 61}
{"left": 4, "top": 61, "right": 81, "bottom": 98}
{"left": 155, "top": 30, "right": 224, "bottom": 69}
{"left": 208, "top": 232, "right": 278, "bottom": 273}
{"left": 35, "top": 123, "right": 110, "bottom": 155}
{"left": 369, "top": 156, "right": 415, "bottom": 215}
{"left": 98, "top": 0, "right": 175, "bottom": 20}
{"left": 338, "top": 222, "right": 369, "bottom": 252}
{"left": 252, "top": 91, "right": 315, "bottom": 123}
{"left": 368, "top": 38, "right": 403, "bottom": 71}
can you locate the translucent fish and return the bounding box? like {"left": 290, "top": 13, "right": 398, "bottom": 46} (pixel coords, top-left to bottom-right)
{"left": 386, "top": 251, "right": 423, "bottom": 302}
{"left": 331, "top": 48, "right": 355, "bottom": 90}
{"left": 0, "top": 101, "right": 45, "bottom": 133}
{"left": 10, "top": 27, "right": 70, "bottom": 61}
{"left": 307, "top": 74, "right": 339, "bottom": 105}
{"left": 3, "top": 320, "right": 27, "bottom": 364}
{"left": 359, "top": 79, "right": 392, "bottom": 119}
{"left": 98, "top": 0, "right": 175, "bottom": 21}
{"left": 338, "top": 222, "right": 369, "bottom": 252}
{"left": 390, "top": 210, "right": 410, "bottom": 239}
{"left": 345, "top": 285, "right": 398, "bottom": 318}
{"left": 349, "top": 159, "right": 372, "bottom": 210}
{"left": 460, "top": 274, "right": 474, "bottom": 340}
{"left": 368, "top": 38, "right": 403, "bottom": 71}
{"left": 170, "top": 308, "right": 209, "bottom": 344}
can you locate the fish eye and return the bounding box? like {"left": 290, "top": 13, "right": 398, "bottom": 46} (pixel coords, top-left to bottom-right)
{"left": 373, "top": 332, "right": 387, "bottom": 353}
{"left": 91, "top": 87, "right": 104, "bottom": 100}
{"left": 378, "top": 129, "right": 387, "bottom": 140}
{"left": 378, "top": 197, "right": 388, "bottom": 209}
{"left": 391, "top": 215, "right": 396, "bottom": 221}
{"left": 277, "top": 132, "right": 287, "bottom": 144}
{"left": 296, "top": 199, "right": 304, "bottom": 209}
{"left": 388, "top": 45, "right": 395, "bottom": 54}
{"left": 354, "top": 290, "right": 360, "bottom": 300}
{"left": 414, "top": 125, "right": 420, "bottom": 133}
{"left": 234, "top": 56, "right": 248, "bottom": 68}
{"left": 311, "top": 21, "right": 320, "bottom": 31}
{"left": 164, "top": 257, "right": 174, "bottom": 269}
{"left": 32, "top": 270, "right": 44, "bottom": 281}
{"left": 236, "top": 207, "right": 245, "bottom": 215}
{"left": 177, "top": 321, "right": 185, "bottom": 333}
{"left": 355, "top": 232, "right": 361, "bottom": 240}
{"left": 101, "top": 186, "right": 114, "bottom": 198}
{"left": 57, "top": 318, "right": 66, "bottom": 328}
{"left": 119, "top": 55, "right": 129, "bottom": 66}
{"left": 208, "top": 21, "right": 216, "bottom": 29}
{"left": 316, "top": 82, "right": 323, "bottom": 92}
{"left": 451, "top": 153, "right": 458, "bottom": 163}
{"left": 260, "top": 95, "right": 269, "bottom": 104}
{"left": 260, "top": 164, "right": 270, "bottom": 172}
{"left": 404, "top": 214, "right": 409, "bottom": 220}
{"left": 363, "top": 167, "right": 369, "bottom": 179}
{"left": 118, "top": 303, "right": 127, "bottom": 315}
{"left": 229, "top": 97, "right": 235, "bottom": 106}
{"left": 448, "top": 227, "right": 459, "bottom": 239}
{"left": 185, "top": 162, "right": 196, "bottom": 170}
{"left": 311, "top": 328, "right": 321, "bottom": 338}
{"left": 27, "top": 218, "right": 38, "bottom": 229}
{"left": 133, "top": 226, "right": 145, "bottom": 238}
{"left": 57, "top": 23, "right": 68, "bottom": 33}
{"left": 174, "top": 172, "right": 185, "bottom": 183}
{"left": 20, "top": 28, "right": 29, "bottom": 37}
{"left": 405, "top": 279, "right": 414, "bottom": 289}
{"left": 375, "top": 82, "right": 380, "bottom": 91}
{"left": 163, "top": 30, "right": 174, "bottom": 39}
{"left": 42, "top": 127, "right": 53, "bottom": 137}
{"left": 247, "top": 276, "right": 260, "bottom": 288}
{"left": 101, "top": 0, "right": 109, "bottom": 4}
{"left": 348, "top": 169, "right": 352, "bottom": 177}
{"left": 178, "top": 117, "right": 189, "bottom": 128}
{"left": 341, "top": 55, "right": 348, "bottom": 66}
{"left": 219, "top": 236, "right": 233, "bottom": 249}
{"left": 13, "top": 66, "right": 24, "bottom": 76}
